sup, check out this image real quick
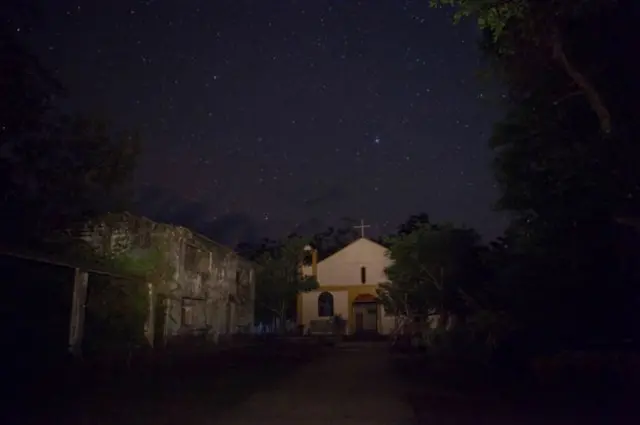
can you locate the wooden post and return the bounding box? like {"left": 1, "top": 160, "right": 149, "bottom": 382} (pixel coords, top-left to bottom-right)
{"left": 164, "top": 297, "right": 171, "bottom": 346}
{"left": 68, "top": 268, "right": 89, "bottom": 358}
{"left": 249, "top": 269, "right": 256, "bottom": 329}
{"left": 145, "top": 283, "right": 155, "bottom": 347}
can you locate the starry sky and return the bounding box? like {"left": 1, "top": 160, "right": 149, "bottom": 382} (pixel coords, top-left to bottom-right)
{"left": 10, "top": 0, "right": 508, "bottom": 246}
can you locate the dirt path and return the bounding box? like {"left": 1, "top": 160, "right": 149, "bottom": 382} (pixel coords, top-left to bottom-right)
{"left": 215, "top": 341, "right": 416, "bottom": 425}
{"left": 12, "top": 341, "right": 415, "bottom": 425}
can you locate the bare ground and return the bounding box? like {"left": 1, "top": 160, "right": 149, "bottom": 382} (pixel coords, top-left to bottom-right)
{"left": 12, "top": 340, "right": 637, "bottom": 425}
{"left": 9, "top": 339, "right": 328, "bottom": 425}
{"left": 215, "top": 341, "right": 415, "bottom": 425}
{"left": 10, "top": 340, "right": 415, "bottom": 425}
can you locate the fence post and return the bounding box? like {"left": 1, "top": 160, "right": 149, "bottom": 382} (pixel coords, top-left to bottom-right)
{"left": 145, "top": 282, "right": 155, "bottom": 347}
{"left": 68, "top": 268, "right": 89, "bottom": 358}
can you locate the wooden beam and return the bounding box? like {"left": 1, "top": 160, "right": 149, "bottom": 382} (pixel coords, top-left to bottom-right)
{"left": 0, "top": 247, "right": 145, "bottom": 281}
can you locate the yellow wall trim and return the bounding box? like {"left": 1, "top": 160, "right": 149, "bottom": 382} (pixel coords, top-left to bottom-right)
{"left": 312, "top": 284, "right": 378, "bottom": 292}
{"left": 302, "top": 284, "right": 381, "bottom": 333}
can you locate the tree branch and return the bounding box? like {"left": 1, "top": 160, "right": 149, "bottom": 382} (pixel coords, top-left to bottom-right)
{"left": 421, "top": 265, "right": 442, "bottom": 291}
{"left": 552, "top": 90, "right": 582, "bottom": 106}
{"left": 551, "top": 31, "right": 612, "bottom": 134}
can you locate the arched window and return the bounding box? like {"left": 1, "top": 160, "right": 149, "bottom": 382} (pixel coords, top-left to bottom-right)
{"left": 318, "top": 292, "right": 334, "bottom": 317}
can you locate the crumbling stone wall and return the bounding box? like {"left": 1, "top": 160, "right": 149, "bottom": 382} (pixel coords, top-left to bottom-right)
{"left": 80, "top": 212, "right": 256, "bottom": 344}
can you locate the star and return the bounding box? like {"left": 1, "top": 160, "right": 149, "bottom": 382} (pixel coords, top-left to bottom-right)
{"left": 12, "top": 0, "right": 506, "bottom": 244}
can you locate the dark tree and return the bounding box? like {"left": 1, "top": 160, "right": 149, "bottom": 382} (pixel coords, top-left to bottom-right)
{"left": 484, "top": 0, "right": 638, "bottom": 350}
{"left": 432, "top": 0, "right": 640, "bottom": 357}
{"left": 310, "top": 219, "right": 360, "bottom": 260}
{"left": 0, "top": 26, "right": 140, "bottom": 248}
{"left": 397, "top": 213, "right": 431, "bottom": 236}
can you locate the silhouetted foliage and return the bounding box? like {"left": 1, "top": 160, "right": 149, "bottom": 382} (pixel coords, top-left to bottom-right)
{"left": 254, "top": 236, "right": 319, "bottom": 327}
{"left": 397, "top": 213, "right": 431, "bottom": 236}
{"left": 310, "top": 219, "right": 361, "bottom": 259}
{"left": 431, "top": 0, "right": 628, "bottom": 135}
{"left": 0, "top": 26, "right": 140, "bottom": 248}
{"left": 378, "top": 222, "right": 485, "bottom": 322}
{"left": 425, "top": 0, "right": 640, "bottom": 366}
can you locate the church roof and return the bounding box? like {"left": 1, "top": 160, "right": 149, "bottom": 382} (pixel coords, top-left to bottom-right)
{"left": 317, "top": 237, "right": 387, "bottom": 264}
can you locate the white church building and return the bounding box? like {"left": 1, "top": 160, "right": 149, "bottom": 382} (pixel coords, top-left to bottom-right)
{"left": 297, "top": 228, "right": 397, "bottom": 335}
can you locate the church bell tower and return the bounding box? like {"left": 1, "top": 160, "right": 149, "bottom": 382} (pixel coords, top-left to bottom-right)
{"left": 302, "top": 244, "right": 318, "bottom": 277}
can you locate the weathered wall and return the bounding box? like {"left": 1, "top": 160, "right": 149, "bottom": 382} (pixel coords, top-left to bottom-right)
{"left": 80, "top": 212, "right": 257, "bottom": 344}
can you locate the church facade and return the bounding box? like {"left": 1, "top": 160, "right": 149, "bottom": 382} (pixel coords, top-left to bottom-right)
{"left": 297, "top": 237, "right": 396, "bottom": 335}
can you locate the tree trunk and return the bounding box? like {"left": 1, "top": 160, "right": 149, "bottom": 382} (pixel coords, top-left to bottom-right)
{"left": 551, "top": 33, "right": 612, "bottom": 135}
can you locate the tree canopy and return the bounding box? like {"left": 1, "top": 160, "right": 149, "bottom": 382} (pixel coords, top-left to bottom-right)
{"left": 0, "top": 27, "right": 140, "bottom": 247}
{"left": 427, "top": 0, "right": 640, "bottom": 354}
{"left": 254, "top": 235, "right": 319, "bottom": 326}
{"left": 378, "top": 222, "right": 484, "bottom": 324}
{"left": 431, "top": 0, "right": 627, "bottom": 135}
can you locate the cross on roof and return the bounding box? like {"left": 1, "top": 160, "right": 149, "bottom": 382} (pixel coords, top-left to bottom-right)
{"left": 353, "top": 219, "right": 370, "bottom": 238}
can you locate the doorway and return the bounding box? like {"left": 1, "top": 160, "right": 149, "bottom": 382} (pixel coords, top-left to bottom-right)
{"left": 153, "top": 294, "right": 167, "bottom": 347}
{"left": 353, "top": 302, "right": 378, "bottom": 333}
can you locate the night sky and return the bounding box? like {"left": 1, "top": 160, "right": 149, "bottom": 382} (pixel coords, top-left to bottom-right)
{"left": 10, "top": 0, "right": 508, "bottom": 246}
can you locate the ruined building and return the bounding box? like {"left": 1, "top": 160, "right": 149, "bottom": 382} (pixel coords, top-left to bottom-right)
{"left": 79, "top": 212, "right": 256, "bottom": 346}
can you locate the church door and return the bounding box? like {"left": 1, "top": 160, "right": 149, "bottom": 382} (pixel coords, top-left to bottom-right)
{"left": 355, "top": 312, "right": 364, "bottom": 331}
{"left": 353, "top": 302, "right": 378, "bottom": 333}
